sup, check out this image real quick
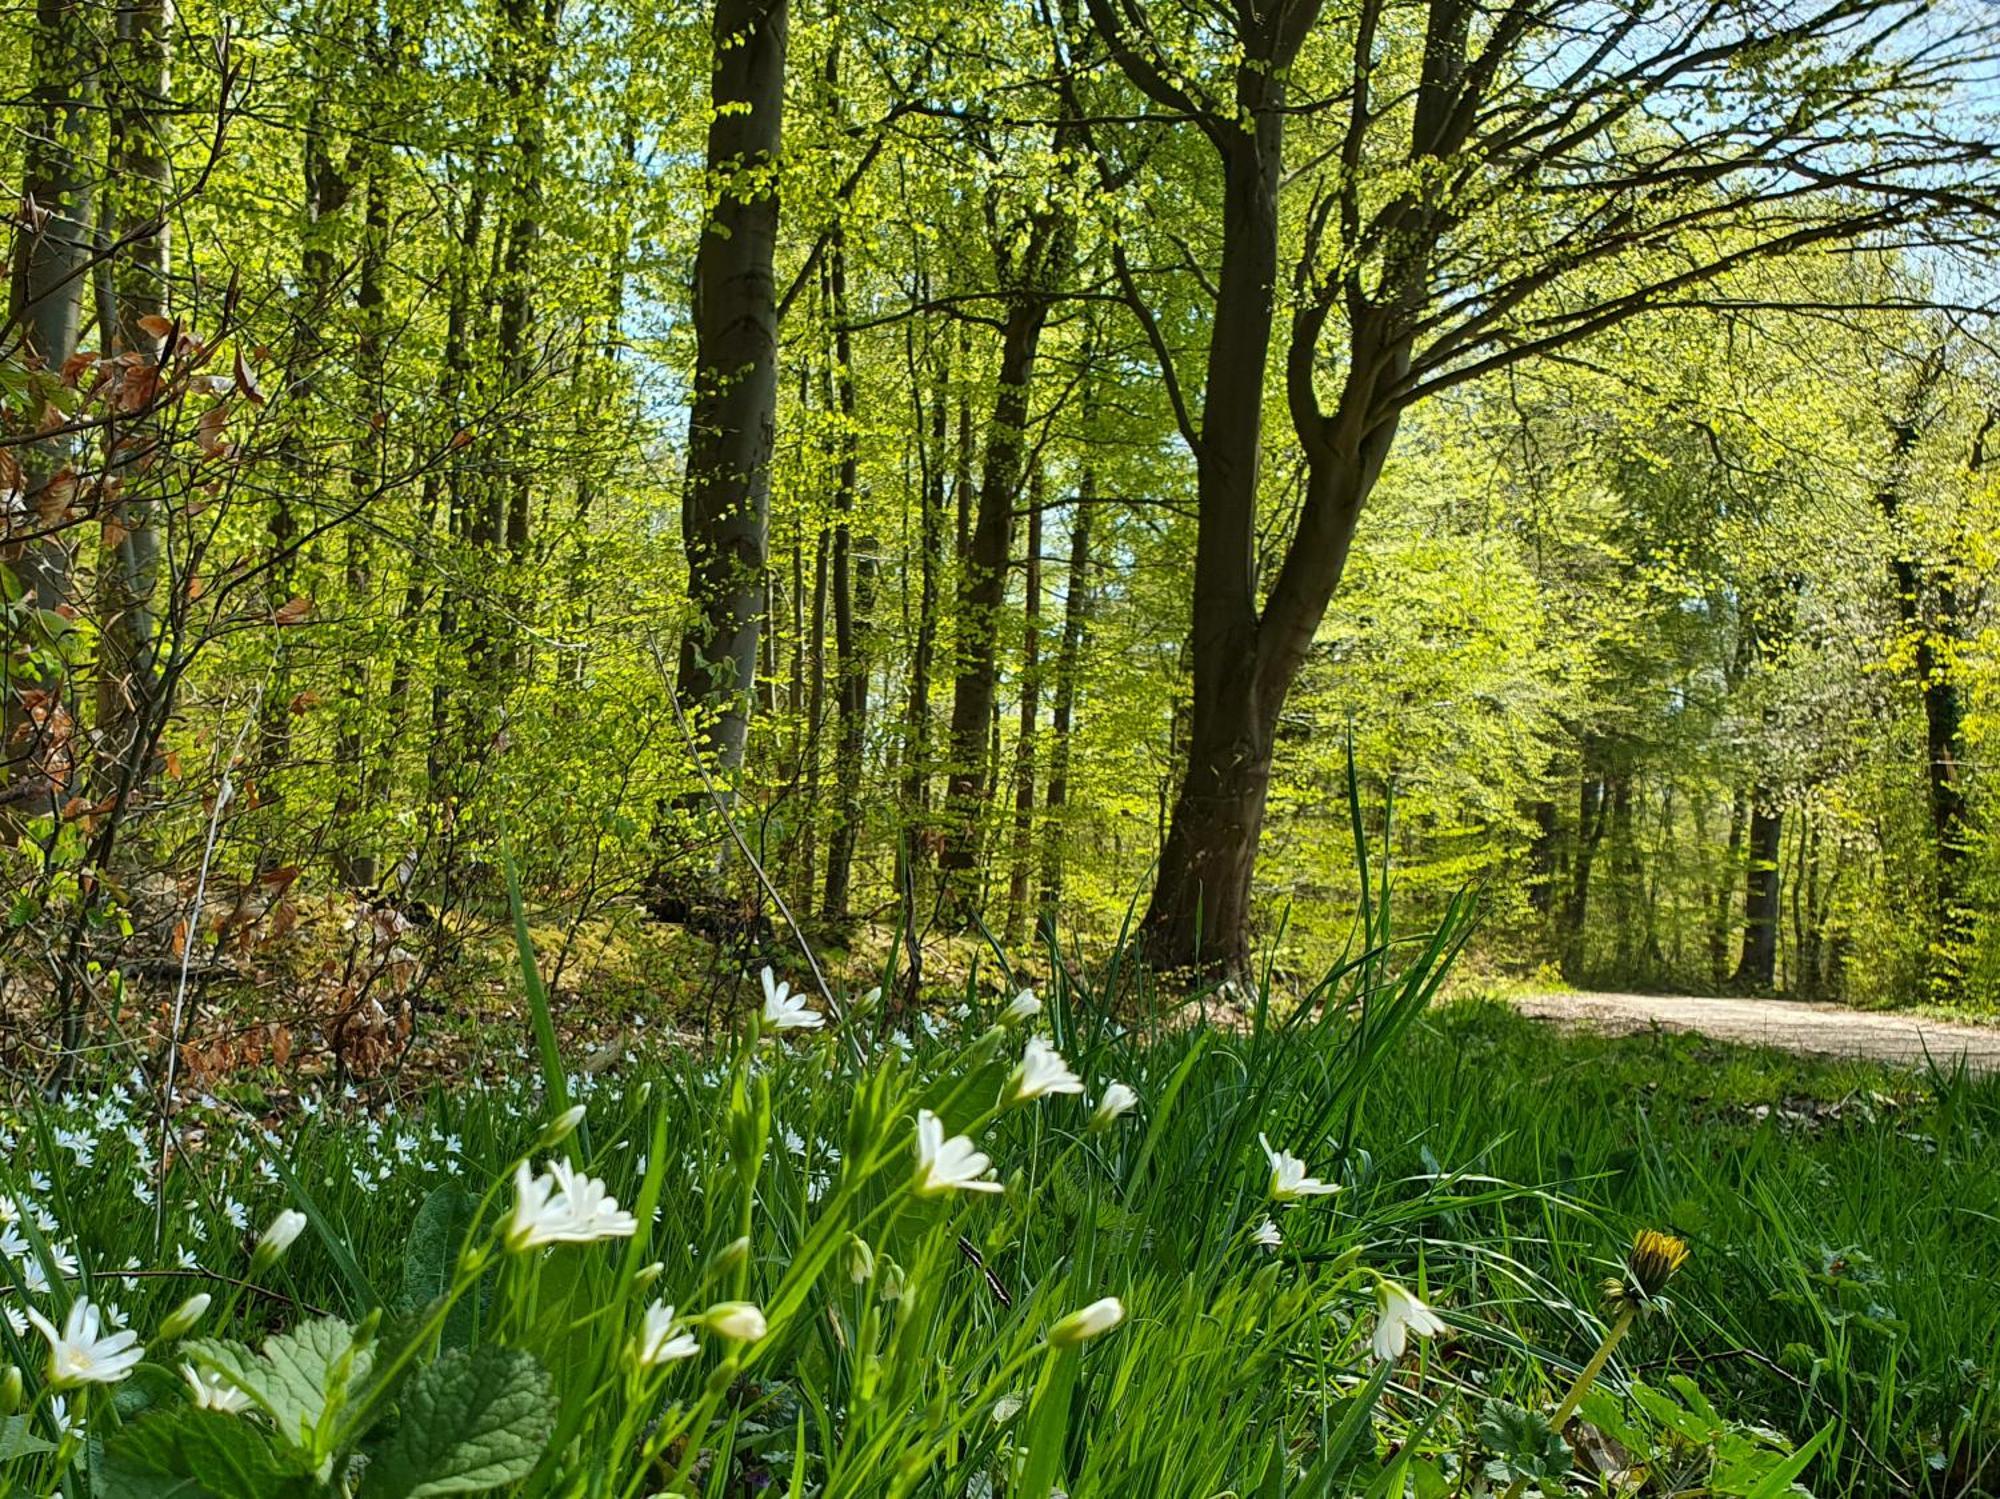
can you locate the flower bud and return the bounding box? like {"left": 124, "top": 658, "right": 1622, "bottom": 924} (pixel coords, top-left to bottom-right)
{"left": 633, "top": 1260, "right": 666, "bottom": 1288}
{"left": 536, "top": 1104, "right": 587, "bottom": 1150}
{"left": 1087, "top": 1082, "right": 1139, "bottom": 1133}
{"left": 1001, "top": 989, "right": 1041, "bottom": 1027}
{"left": 1048, "top": 1295, "right": 1125, "bottom": 1348}
{"left": 0, "top": 1366, "right": 19, "bottom": 1416}
{"left": 842, "top": 1233, "right": 875, "bottom": 1285}
{"left": 879, "top": 1258, "right": 908, "bottom": 1303}
{"left": 703, "top": 1301, "right": 767, "bottom": 1342}
{"left": 250, "top": 1209, "right": 308, "bottom": 1273}
{"left": 158, "top": 1292, "right": 212, "bottom": 1339}
{"left": 711, "top": 1236, "right": 751, "bottom": 1277}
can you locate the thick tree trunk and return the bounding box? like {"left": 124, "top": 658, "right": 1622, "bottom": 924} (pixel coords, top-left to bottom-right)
{"left": 3, "top": 0, "right": 95, "bottom": 818}
{"left": 94, "top": 0, "right": 171, "bottom": 803}
{"left": 675, "top": 0, "right": 787, "bottom": 780}
{"left": 1038, "top": 467, "right": 1091, "bottom": 921}
{"left": 1732, "top": 791, "right": 1782, "bottom": 989}
{"left": 938, "top": 285, "right": 1056, "bottom": 902}
{"left": 1003, "top": 484, "right": 1043, "bottom": 945}
{"left": 1130, "top": 132, "right": 1282, "bottom": 971}
{"left": 1097, "top": 0, "right": 1458, "bottom": 972}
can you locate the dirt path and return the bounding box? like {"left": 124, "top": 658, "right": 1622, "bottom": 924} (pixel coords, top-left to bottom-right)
{"left": 1508, "top": 990, "right": 2000, "bottom": 1074}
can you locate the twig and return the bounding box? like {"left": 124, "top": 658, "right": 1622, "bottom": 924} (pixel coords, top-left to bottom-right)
{"left": 645, "top": 635, "right": 864, "bottom": 1068}
{"left": 155, "top": 676, "right": 266, "bottom": 1251}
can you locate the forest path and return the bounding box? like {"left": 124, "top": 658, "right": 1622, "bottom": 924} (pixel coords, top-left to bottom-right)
{"left": 1508, "top": 990, "right": 2000, "bottom": 1074}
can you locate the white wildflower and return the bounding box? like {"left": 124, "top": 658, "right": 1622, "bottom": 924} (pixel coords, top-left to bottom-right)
{"left": 912, "top": 1110, "right": 1002, "bottom": 1197}
{"left": 1260, "top": 1134, "right": 1340, "bottom": 1201}
{"left": 760, "top": 968, "right": 823, "bottom": 1032}
{"left": 1004, "top": 1037, "right": 1085, "bottom": 1106}
{"left": 633, "top": 1302, "right": 700, "bottom": 1367}
{"left": 182, "top": 1363, "right": 253, "bottom": 1413}
{"left": 504, "top": 1160, "right": 638, "bottom": 1251}
{"left": 26, "top": 1298, "right": 143, "bottom": 1388}
{"left": 1088, "top": 1082, "right": 1139, "bottom": 1131}
{"left": 1371, "top": 1280, "right": 1446, "bottom": 1363}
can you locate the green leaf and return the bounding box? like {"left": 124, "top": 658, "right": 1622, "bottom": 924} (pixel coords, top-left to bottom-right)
{"left": 1476, "top": 1399, "right": 1572, "bottom": 1484}
{"left": 399, "top": 1184, "right": 477, "bottom": 1350}
{"left": 184, "top": 1317, "right": 373, "bottom": 1460}
{"left": 1739, "top": 1421, "right": 1834, "bottom": 1499}
{"left": 0, "top": 1414, "right": 56, "bottom": 1460}
{"left": 99, "top": 1407, "right": 317, "bottom": 1499}
{"left": 358, "top": 1345, "right": 555, "bottom": 1498}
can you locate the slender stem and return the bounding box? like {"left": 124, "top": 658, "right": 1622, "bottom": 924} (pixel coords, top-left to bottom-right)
{"left": 1551, "top": 1306, "right": 1637, "bottom": 1429}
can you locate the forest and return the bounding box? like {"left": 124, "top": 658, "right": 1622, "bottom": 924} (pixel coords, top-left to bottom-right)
{"left": 5, "top": 0, "right": 2000, "bottom": 1018}
{"left": 3, "top": 0, "right": 2000, "bottom": 1495}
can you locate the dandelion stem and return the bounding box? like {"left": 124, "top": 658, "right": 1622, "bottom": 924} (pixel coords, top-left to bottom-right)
{"left": 1551, "top": 1305, "right": 1637, "bottom": 1430}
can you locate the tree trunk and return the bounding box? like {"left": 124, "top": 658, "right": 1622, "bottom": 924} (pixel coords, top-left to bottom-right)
{"left": 899, "top": 321, "right": 948, "bottom": 866}
{"left": 1038, "top": 465, "right": 1092, "bottom": 921}
{"left": 3, "top": 0, "right": 96, "bottom": 818}
{"left": 1002, "top": 481, "right": 1043, "bottom": 945}
{"left": 1733, "top": 791, "right": 1782, "bottom": 989}
{"left": 675, "top": 0, "right": 787, "bottom": 781}
{"left": 94, "top": 0, "right": 171, "bottom": 803}
{"left": 822, "top": 226, "right": 866, "bottom": 924}
{"left": 938, "top": 208, "right": 1067, "bottom": 905}
{"left": 261, "top": 91, "right": 353, "bottom": 787}
{"left": 1709, "top": 786, "right": 1746, "bottom": 984}
{"left": 333, "top": 138, "right": 390, "bottom": 888}
{"left": 800, "top": 525, "right": 827, "bottom": 904}
{"left": 1093, "top": 0, "right": 1453, "bottom": 972}
{"left": 1561, "top": 760, "right": 1611, "bottom": 982}
{"left": 1609, "top": 775, "right": 1637, "bottom": 976}
{"left": 427, "top": 177, "right": 487, "bottom": 807}
{"left": 1875, "top": 374, "right": 1977, "bottom": 997}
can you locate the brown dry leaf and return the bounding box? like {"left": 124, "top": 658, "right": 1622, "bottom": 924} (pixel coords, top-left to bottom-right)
{"left": 234, "top": 346, "right": 266, "bottom": 405}
{"left": 288, "top": 689, "right": 322, "bottom": 715}
{"left": 35, "top": 469, "right": 76, "bottom": 525}
{"left": 196, "top": 402, "right": 232, "bottom": 458}
{"left": 136, "top": 313, "right": 175, "bottom": 339}
{"left": 272, "top": 596, "right": 313, "bottom": 626}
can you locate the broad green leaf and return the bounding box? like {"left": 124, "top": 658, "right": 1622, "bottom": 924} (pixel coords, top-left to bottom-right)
{"left": 358, "top": 1345, "right": 555, "bottom": 1498}
{"left": 98, "top": 1408, "right": 317, "bottom": 1499}
{"left": 0, "top": 1414, "right": 55, "bottom": 1460}
{"left": 399, "top": 1183, "right": 477, "bottom": 1350}
{"left": 185, "top": 1317, "right": 373, "bottom": 1459}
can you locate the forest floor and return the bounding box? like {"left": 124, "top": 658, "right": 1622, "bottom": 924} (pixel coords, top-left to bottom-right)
{"left": 1509, "top": 988, "right": 2000, "bottom": 1072}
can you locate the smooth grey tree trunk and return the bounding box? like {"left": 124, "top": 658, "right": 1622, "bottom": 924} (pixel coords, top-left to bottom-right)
{"left": 675, "top": 0, "right": 788, "bottom": 782}
{"left": 3, "top": 0, "right": 96, "bottom": 819}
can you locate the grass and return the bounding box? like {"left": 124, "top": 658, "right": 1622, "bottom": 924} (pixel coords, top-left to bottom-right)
{"left": 0, "top": 926, "right": 1990, "bottom": 1496}
{"left": 1383, "top": 1000, "right": 2000, "bottom": 1494}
